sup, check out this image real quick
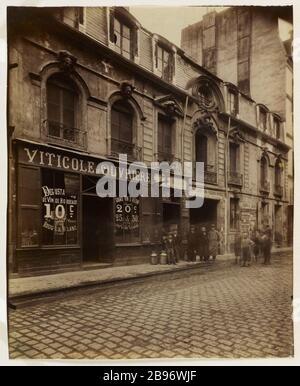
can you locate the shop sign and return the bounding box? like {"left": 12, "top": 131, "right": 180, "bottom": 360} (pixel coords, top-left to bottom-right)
{"left": 115, "top": 197, "right": 139, "bottom": 232}
{"left": 42, "top": 186, "right": 78, "bottom": 235}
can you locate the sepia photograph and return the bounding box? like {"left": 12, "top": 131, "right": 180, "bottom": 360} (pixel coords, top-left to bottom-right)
{"left": 5, "top": 2, "right": 295, "bottom": 362}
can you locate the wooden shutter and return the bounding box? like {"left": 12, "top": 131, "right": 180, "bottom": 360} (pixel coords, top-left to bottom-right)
{"left": 109, "top": 9, "right": 115, "bottom": 42}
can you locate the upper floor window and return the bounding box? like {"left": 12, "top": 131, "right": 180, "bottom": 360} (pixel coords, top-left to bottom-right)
{"left": 273, "top": 117, "right": 281, "bottom": 140}
{"left": 197, "top": 84, "right": 214, "bottom": 108}
{"left": 260, "top": 156, "right": 270, "bottom": 193}
{"left": 109, "top": 9, "right": 139, "bottom": 60}
{"left": 157, "top": 114, "right": 173, "bottom": 162}
{"left": 227, "top": 89, "right": 239, "bottom": 116}
{"left": 111, "top": 100, "right": 134, "bottom": 156}
{"left": 155, "top": 44, "right": 174, "bottom": 83}
{"left": 258, "top": 106, "right": 268, "bottom": 131}
{"left": 46, "top": 74, "right": 77, "bottom": 142}
{"left": 229, "top": 142, "right": 240, "bottom": 173}
{"left": 275, "top": 158, "right": 283, "bottom": 187}
{"left": 113, "top": 18, "right": 131, "bottom": 59}
{"left": 195, "top": 132, "right": 208, "bottom": 164}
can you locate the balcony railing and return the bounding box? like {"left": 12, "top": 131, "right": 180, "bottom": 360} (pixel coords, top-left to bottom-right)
{"left": 204, "top": 164, "right": 217, "bottom": 184}
{"left": 110, "top": 139, "right": 142, "bottom": 161}
{"left": 274, "top": 184, "right": 283, "bottom": 197}
{"left": 192, "top": 164, "right": 217, "bottom": 184}
{"left": 228, "top": 171, "right": 243, "bottom": 187}
{"left": 156, "top": 151, "right": 175, "bottom": 163}
{"left": 44, "top": 120, "right": 86, "bottom": 148}
{"left": 260, "top": 180, "right": 270, "bottom": 194}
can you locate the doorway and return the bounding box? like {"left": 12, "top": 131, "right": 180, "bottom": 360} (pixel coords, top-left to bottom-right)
{"left": 189, "top": 198, "right": 218, "bottom": 228}
{"left": 82, "top": 195, "right": 113, "bottom": 263}
{"left": 162, "top": 202, "right": 180, "bottom": 231}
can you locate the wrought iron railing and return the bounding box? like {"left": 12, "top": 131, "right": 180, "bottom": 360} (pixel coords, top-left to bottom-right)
{"left": 204, "top": 164, "right": 217, "bottom": 184}
{"left": 110, "top": 138, "right": 142, "bottom": 161}
{"left": 274, "top": 184, "right": 283, "bottom": 197}
{"left": 260, "top": 180, "right": 270, "bottom": 194}
{"left": 192, "top": 164, "right": 217, "bottom": 184}
{"left": 228, "top": 171, "right": 243, "bottom": 187}
{"left": 44, "top": 120, "right": 86, "bottom": 148}
{"left": 156, "top": 151, "right": 175, "bottom": 163}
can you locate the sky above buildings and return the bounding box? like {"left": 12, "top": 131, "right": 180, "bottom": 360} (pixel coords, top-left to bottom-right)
{"left": 130, "top": 6, "right": 224, "bottom": 46}
{"left": 130, "top": 6, "right": 293, "bottom": 47}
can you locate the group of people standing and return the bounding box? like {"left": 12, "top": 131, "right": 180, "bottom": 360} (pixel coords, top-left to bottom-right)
{"left": 187, "top": 224, "right": 220, "bottom": 263}
{"left": 234, "top": 225, "right": 273, "bottom": 267}
{"left": 161, "top": 224, "right": 220, "bottom": 265}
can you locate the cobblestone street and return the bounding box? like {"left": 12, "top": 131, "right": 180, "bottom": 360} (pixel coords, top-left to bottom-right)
{"left": 8, "top": 254, "right": 293, "bottom": 360}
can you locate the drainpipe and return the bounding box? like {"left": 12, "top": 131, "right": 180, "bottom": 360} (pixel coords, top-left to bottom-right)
{"left": 224, "top": 115, "right": 231, "bottom": 253}
{"left": 181, "top": 95, "right": 189, "bottom": 166}
{"left": 181, "top": 95, "right": 189, "bottom": 237}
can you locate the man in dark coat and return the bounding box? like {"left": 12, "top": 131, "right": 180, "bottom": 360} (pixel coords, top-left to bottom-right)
{"left": 208, "top": 224, "right": 219, "bottom": 263}
{"left": 187, "top": 225, "right": 197, "bottom": 262}
{"left": 198, "top": 226, "right": 209, "bottom": 262}
{"left": 262, "top": 225, "right": 273, "bottom": 265}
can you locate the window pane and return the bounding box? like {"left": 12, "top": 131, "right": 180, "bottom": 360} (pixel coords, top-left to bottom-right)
{"left": 115, "top": 31, "right": 121, "bottom": 50}
{"left": 47, "top": 102, "right": 60, "bottom": 123}
{"left": 42, "top": 170, "right": 79, "bottom": 246}
{"left": 19, "top": 208, "right": 39, "bottom": 247}
{"left": 122, "top": 24, "right": 130, "bottom": 39}
{"left": 114, "top": 19, "right": 121, "bottom": 33}
{"left": 115, "top": 198, "right": 140, "bottom": 243}
{"left": 163, "top": 50, "right": 169, "bottom": 66}
{"left": 230, "top": 143, "right": 238, "bottom": 172}
{"left": 122, "top": 36, "right": 130, "bottom": 54}
{"left": 63, "top": 89, "right": 75, "bottom": 109}
{"left": 63, "top": 108, "right": 75, "bottom": 128}
{"left": 47, "top": 83, "right": 60, "bottom": 103}
{"left": 19, "top": 166, "right": 40, "bottom": 205}
{"left": 111, "top": 102, "right": 133, "bottom": 147}
{"left": 157, "top": 46, "right": 163, "bottom": 60}
{"left": 196, "top": 134, "right": 207, "bottom": 164}
{"left": 120, "top": 112, "right": 132, "bottom": 142}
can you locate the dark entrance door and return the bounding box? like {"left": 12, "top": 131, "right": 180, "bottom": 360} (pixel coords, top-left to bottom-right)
{"left": 162, "top": 202, "right": 180, "bottom": 231}
{"left": 189, "top": 199, "right": 218, "bottom": 228}
{"left": 82, "top": 196, "right": 113, "bottom": 263}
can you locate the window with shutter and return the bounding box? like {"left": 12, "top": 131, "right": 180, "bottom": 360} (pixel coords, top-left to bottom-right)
{"left": 112, "top": 16, "right": 133, "bottom": 59}
{"left": 195, "top": 133, "right": 208, "bottom": 164}
{"left": 229, "top": 143, "right": 239, "bottom": 173}
{"left": 47, "top": 74, "right": 77, "bottom": 141}
{"left": 158, "top": 115, "right": 173, "bottom": 161}
{"left": 156, "top": 44, "right": 173, "bottom": 82}
{"left": 111, "top": 100, "right": 134, "bottom": 156}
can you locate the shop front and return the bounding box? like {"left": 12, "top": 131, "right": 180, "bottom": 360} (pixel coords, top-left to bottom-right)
{"left": 12, "top": 140, "right": 175, "bottom": 276}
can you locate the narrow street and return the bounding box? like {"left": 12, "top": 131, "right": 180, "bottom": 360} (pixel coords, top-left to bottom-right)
{"left": 8, "top": 254, "right": 293, "bottom": 360}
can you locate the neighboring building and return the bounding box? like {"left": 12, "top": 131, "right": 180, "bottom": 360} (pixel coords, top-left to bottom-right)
{"left": 7, "top": 6, "right": 291, "bottom": 277}
{"left": 181, "top": 5, "right": 293, "bottom": 246}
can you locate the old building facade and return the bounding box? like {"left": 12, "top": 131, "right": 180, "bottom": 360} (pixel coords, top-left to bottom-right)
{"left": 7, "top": 6, "right": 291, "bottom": 276}
{"left": 181, "top": 6, "right": 293, "bottom": 245}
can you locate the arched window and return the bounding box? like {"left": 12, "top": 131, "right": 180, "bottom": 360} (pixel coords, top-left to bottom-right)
{"left": 195, "top": 132, "right": 208, "bottom": 164}
{"left": 46, "top": 73, "right": 78, "bottom": 142}
{"left": 197, "top": 84, "right": 214, "bottom": 109}
{"left": 111, "top": 100, "right": 134, "bottom": 155}
{"left": 194, "top": 129, "right": 217, "bottom": 184}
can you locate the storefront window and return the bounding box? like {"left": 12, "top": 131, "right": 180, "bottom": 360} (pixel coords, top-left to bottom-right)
{"left": 18, "top": 166, "right": 40, "bottom": 247}
{"left": 141, "top": 197, "right": 162, "bottom": 244}
{"left": 41, "top": 169, "right": 79, "bottom": 246}
{"left": 114, "top": 197, "right": 140, "bottom": 244}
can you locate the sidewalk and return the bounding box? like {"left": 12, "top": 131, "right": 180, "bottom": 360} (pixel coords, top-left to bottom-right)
{"left": 8, "top": 247, "right": 292, "bottom": 299}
